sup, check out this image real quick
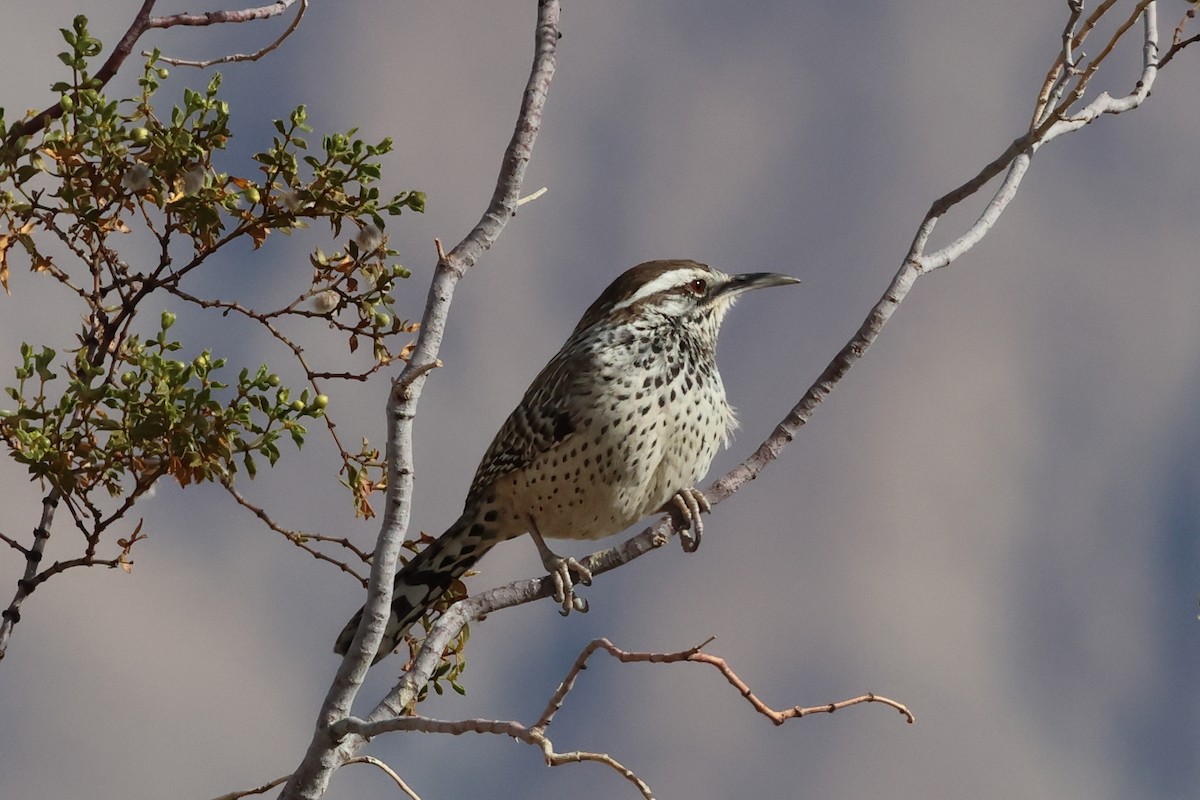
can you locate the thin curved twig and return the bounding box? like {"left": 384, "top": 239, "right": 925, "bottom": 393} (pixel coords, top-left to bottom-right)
{"left": 337, "top": 715, "right": 654, "bottom": 800}
{"left": 222, "top": 481, "right": 369, "bottom": 584}
{"left": 345, "top": 756, "right": 423, "bottom": 800}
{"left": 153, "top": 0, "right": 308, "bottom": 68}
{"left": 209, "top": 774, "right": 290, "bottom": 800}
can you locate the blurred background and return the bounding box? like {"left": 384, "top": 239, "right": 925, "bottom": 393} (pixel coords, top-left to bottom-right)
{"left": 1, "top": 2, "right": 1197, "bottom": 798}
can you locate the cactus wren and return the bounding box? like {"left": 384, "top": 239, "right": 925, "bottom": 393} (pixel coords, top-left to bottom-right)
{"left": 335, "top": 259, "right": 799, "bottom": 664}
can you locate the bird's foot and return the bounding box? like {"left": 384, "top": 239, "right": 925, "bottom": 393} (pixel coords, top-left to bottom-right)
{"left": 668, "top": 487, "right": 711, "bottom": 553}
{"left": 529, "top": 524, "right": 592, "bottom": 616}
{"left": 544, "top": 554, "right": 593, "bottom": 616}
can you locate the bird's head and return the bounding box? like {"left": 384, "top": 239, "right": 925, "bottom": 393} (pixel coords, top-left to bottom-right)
{"left": 573, "top": 259, "right": 799, "bottom": 338}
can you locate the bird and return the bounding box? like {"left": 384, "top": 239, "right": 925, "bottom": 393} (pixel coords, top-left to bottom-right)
{"left": 334, "top": 259, "right": 799, "bottom": 664}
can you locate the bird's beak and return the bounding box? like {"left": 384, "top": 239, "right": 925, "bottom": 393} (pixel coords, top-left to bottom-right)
{"left": 717, "top": 272, "right": 801, "bottom": 298}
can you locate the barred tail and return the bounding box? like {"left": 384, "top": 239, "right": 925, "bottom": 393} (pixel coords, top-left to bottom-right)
{"left": 333, "top": 510, "right": 497, "bottom": 665}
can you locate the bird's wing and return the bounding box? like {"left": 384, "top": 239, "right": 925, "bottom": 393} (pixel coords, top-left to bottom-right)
{"left": 466, "top": 346, "right": 592, "bottom": 498}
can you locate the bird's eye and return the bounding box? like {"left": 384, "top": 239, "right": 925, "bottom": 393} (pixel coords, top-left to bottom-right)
{"left": 688, "top": 278, "right": 707, "bottom": 295}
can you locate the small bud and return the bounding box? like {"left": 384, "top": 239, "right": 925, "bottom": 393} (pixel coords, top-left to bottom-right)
{"left": 161, "top": 310, "right": 176, "bottom": 330}
{"left": 129, "top": 127, "right": 151, "bottom": 145}
{"left": 373, "top": 312, "right": 391, "bottom": 329}
{"left": 313, "top": 394, "right": 329, "bottom": 410}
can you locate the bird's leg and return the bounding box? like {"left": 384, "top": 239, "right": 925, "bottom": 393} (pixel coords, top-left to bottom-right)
{"left": 528, "top": 519, "right": 592, "bottom": 616}
{"left": 666, "top": 487, "right": 711, "bottom": 553}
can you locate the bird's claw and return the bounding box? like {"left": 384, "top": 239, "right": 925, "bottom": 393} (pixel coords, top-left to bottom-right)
{"left": 670, "top": 487, "right": 711, "bottom": 553}
{"left": 546, "top": 555, "right": 592, "bottom": 616}
{"left": 529, "top": 522, "right": 593, "bottom": 616}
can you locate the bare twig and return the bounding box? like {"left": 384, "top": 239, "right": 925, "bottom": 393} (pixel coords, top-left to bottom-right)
{"left": 343, "top": 635, "right": 908, "bottom": 800}
{"left": 345, "top": 756, "right": 423, "bottom": 800}
{"left": 153, "top": 0, "right": 308, "bottom": 68}
{"left": 393, "top": 359, "right": 443, "bottom": 400}
{"left": 686, "top": 649, "right": 914, "bottom": 725}
{"left": 0, "top": 531, "right": 28, "bottom": 556}
{"left": 338, "top": 714, "right": 655, "bottom": 800}
{"left": 533, "top": 636, "right": 913, "bottom": 730}
{"left": 209, "top": 774, "right": 290, "bottom": 800}
{"left": 222, "top": 481, "right": 369, "bottom": 584}
{"left": 149, "top": 0, "right": 300, "bottom": 29}
{"left": 1061, "top": 0, "right": 1087, "bottom": 69}
{"left": 1157, "top": 3, "right": 1200, "bottom": 68}
{"left": 517, "top": 186, "right": 549, "bottom": 206}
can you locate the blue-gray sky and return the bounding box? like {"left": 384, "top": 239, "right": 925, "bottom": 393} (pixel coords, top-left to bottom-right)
{"left": 1, "top": 2, "right": 1198, "bottom": 798}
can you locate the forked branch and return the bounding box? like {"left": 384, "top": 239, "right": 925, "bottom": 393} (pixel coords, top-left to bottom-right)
{"left": 337, "top": 637, "right": 910, "bottom": 800}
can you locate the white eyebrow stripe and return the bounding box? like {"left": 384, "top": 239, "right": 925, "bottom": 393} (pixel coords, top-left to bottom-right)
{"left": 609, "top": 268, "right": 703, "bottom": 312}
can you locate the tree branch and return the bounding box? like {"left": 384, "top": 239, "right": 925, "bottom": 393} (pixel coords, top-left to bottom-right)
{"left": 5, "top": 0, "right": 300, "bottom": 145}
{"left": 279, "top": 2, "right": 561, "bottom": 796}
{"left": 0, "top": 490, "right": 59, "bottom": 660}
{"left": 338, "top": 636, "right": 910, "bottom": 800}
{"left": 153, "top": 0, "right": 308, "bottom": 68}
